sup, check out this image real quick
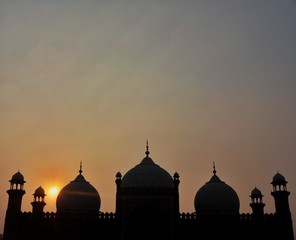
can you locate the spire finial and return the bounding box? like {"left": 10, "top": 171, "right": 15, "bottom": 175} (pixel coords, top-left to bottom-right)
{"left": 79, "top": 161, "right": 83, "bottom": 175}
{"left": 213, "top": 162, "right": 216, "bottom": 175}
{"left": 145, "top": 140, "right": 150, "bottom": 156}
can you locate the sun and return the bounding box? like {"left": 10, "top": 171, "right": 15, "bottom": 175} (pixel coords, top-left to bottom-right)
{"left": 49, "top": 187, "right": 58, "bottom": 196}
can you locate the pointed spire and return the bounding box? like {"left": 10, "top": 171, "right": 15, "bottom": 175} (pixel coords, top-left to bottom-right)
{"left": 213, "top": 161, "right": 216, "bottom": 175}
{"left": 208, "top": 162, "right": 222, "bottom": 183}
{"left": 145, "top": 140, "right": 150, "bottom": 156}
{"left": 79, "top": 161, "right": 83, "bottom": 175}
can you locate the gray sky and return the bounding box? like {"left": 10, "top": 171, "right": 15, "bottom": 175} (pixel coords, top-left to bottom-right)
{"left": 0, "top": 0, "right": 296, "bottom": 234}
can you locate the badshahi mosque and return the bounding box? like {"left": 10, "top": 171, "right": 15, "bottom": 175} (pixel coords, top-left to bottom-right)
{"left": 2, "top": 144, "right": 294, "bottom": 240}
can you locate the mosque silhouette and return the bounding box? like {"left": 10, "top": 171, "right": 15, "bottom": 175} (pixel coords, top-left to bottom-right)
{"left": 3, "top": 143, "right": 294, "bottom": 240}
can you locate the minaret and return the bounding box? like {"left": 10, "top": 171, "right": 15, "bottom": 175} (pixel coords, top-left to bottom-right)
{"left": 6, "top": 171, "right": 26, "bottom": 212}
{"left": 31, "top": 186, "right": 46, "bottom": 217}
{"left": 249, "top": 186, "right": 265, "bottom": 220}
{"left": 173, "top": 172, "right": 180, "bottom": 216}
{"left": 3, "top": 171, "right": 26, "bottom": 240}
{"left": 271, "top": 171, "right": 294, "bottom": 240}
{"left": 271, "top": 172, "right": 291, "bottom": 215}
{"left": 115, "top": 171, "right": 122, "bottom": 215}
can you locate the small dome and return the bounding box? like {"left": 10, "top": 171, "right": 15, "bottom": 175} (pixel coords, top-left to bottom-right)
{"left": 116, "top": 172, "right": 122, "bottom": 179}
{"left": 173, "top": 172, "right": 180, "bottom": 179}
{"left": 121, "top": 147, "right": 174, "bottom": 189}
{"left": 271, "top": 172, "right": 287, "bottom": 185}
{"left": 194, "top": 167, "right": 240, "bottom": 215}
{"left": 34, "top": 186, "right": 46, "bottom": 197}
{"left": 10, "top": 171, "right": 26, "bottom": 184}
{"left": 56, "top": 166, "right": 100, "bottom": 212}
{"left": 250, "top": 187, "right": 262, "bottom": 198}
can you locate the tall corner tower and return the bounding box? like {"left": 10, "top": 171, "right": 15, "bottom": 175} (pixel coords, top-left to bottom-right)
{"left": 3, "top": 171, "right": 26, "bottom": 240}
{"left": 271, "top": 172, "right": 294, "bottom": 240}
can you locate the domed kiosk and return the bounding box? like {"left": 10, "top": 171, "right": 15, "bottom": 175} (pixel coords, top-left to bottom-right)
{"left": 271, "top": 171, "right": 288, "bottom": 190}
{"left": 250, "top": 186, "right": 263, "bottom": 199}
{"left": 34, "top": 186, "right": 46, "bottom": 197}
{"left": 194, "top": 163, "right": 240, "bottom": 216}
{"left": 56, "top": 163, "right": 101, "bottom": 214}
{"left": 10, "top": 171, "right": 26, "bottom": 189}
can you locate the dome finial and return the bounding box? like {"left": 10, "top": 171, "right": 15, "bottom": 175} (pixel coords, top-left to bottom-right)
{"left": 213, "top": 162, "right": 216, "bottom": 175}
{"left": 145, "top": 140, "right": 150, "bottom": 156}
{"left": 79, "top": 161, "right": 83, "bottom": 175}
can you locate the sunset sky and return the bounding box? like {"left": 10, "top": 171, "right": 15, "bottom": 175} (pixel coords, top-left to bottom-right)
{"left": 1, "top": 0, "right": 296, "bottom": 234}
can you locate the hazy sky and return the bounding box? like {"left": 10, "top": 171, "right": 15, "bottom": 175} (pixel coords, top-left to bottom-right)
{"left": 1, "top": 0, "right": 296, "bottom": 234}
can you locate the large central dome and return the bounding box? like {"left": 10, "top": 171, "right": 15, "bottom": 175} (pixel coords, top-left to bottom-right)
{"left": 121, "top": 145, "right": 174, "bottom": 189}
{"left": 56, "top": 164, "right": 101, "bottom": 212}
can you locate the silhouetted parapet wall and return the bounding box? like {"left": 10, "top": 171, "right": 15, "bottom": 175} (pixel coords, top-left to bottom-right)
{"left": 14, "top": 212, "right": 56, "bottom": 240}
{"left": 95, "top": 212, "right": 120, "bottom": 239}
{"left": 98, "top": 212, "right": 116, "bottom": 220}
{"left": 238, "top": 213, "right": 282, "bottom": 240}
{"left": 21, "top": 210, "right": 119, "bottom": 221}
{"left": 21, "top": 211, "right": 56, "bottom": 220}
{"left": 240, "top": 213, "right": 252, "bottom": 221}
{"left": 179, "top": 212, "right": 196, "bottom": 221}
{"left": 44, "top": 212, "right": 56, "bottom": 219}
{"left": 177, "top": 212, "right": 197, "bottom": 239}
{"left": 264, "top": 213, "right": 275, "bottom": 218}
{"left": 22, "top": 211, "right": 32, "bottom": 218}
{"left": 239, "top": 212, "right": 275, "bottom": 222}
